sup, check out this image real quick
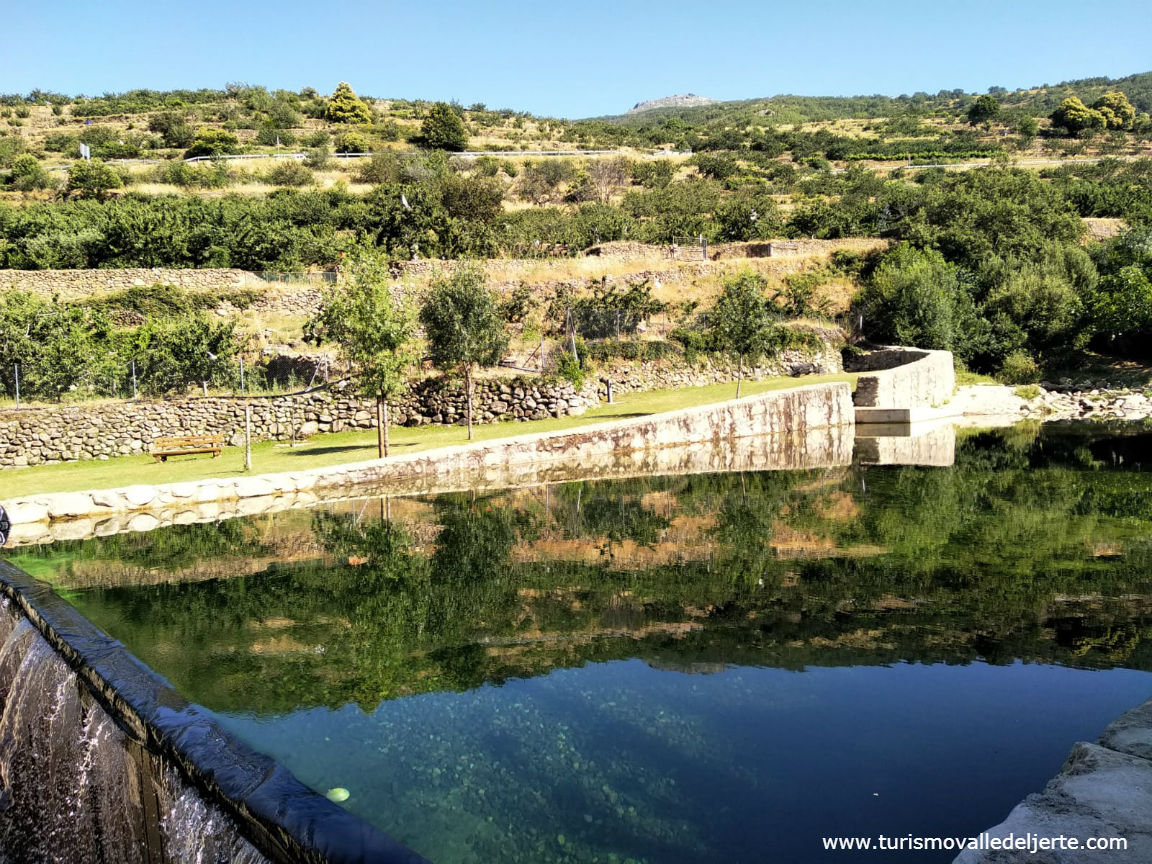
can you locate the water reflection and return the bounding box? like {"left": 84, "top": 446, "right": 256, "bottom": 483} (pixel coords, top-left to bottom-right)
{"left": 8, "top": 422, "right": 1152, "bottom": 862}
{"left": 10, "top": 422, "right": 1152, "bottom": 713}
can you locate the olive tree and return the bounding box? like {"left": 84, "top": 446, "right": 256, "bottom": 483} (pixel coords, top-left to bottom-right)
{"left": 305, "top": 253, "right": 416, "bottom": 457}
{"left": 419, "top": 267, "right": 509, "bottom": 439}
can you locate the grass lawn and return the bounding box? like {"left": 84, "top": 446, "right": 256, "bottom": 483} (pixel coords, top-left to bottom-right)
{"left": 1, "top": 373, "right": 857, "bottom": 498}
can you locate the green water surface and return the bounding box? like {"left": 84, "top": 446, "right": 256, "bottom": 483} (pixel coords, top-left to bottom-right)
{"left": 12, "top": 421, "right": 1152, "bottom": 863}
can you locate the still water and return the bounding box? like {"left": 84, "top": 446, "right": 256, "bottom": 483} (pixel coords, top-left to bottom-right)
{"left": 11, "top": 422, "right": 1152, "bottom": 863}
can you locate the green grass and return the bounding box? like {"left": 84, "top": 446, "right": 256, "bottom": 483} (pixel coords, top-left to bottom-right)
{"left": 1, "top": 373, "right": 857, "bottom": 498}
{"left": 955, "top": 368, "right": 998, "bottom": 386}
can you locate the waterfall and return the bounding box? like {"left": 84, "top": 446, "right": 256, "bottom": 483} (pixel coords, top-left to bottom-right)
{"left": 0, "top": 597, "right": 268, "bottom": 864}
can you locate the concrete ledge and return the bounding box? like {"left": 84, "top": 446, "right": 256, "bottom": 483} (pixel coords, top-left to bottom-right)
{"left": 955, "top": 698, "right": 1152, "bottom": 863}
{"left": 0, "top": 563, "right": 428, "bottom": 864}
{"left": 4, "top": 383, "right": 854, "bottom": 540}
{"left": 849, "top": 347, "right": 956, "bottom": 411}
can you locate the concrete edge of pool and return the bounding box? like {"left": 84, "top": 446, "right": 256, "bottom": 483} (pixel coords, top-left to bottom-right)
{"left": 954, "top": 695, "right": 1152, "bottom": 863}
{"left": 3, "top": 380, "right": 856, "bottom": 531}
{"left": 0, "top": 559, "right": 430, "bottom": 864}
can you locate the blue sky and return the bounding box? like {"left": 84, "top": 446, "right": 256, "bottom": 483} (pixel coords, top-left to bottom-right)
{"left": 2, "top": 0, "right": 1148, "bottom": 118}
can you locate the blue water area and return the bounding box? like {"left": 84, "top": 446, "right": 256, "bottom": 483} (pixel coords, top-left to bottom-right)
{"left": 217, "top": 660, "right": 1150, "bottom": 864}
{"left": 17, "top": 422, "right": 1152, "bottom": 863}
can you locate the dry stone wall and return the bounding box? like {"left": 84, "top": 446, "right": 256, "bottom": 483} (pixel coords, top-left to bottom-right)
{"left": 0, "top": 268, "right": 263, "bottom": 301}
{"left": 3, "top": 382, "right": 855, "bottom": 543}
{"left": 0, "top": 376, "right": 597, "bottom": 468}
{"left": 593, "top": 346, "right": 842, "bottom": 397}
{"left": 0, "top": 340, "right": 843, "bottom": 469}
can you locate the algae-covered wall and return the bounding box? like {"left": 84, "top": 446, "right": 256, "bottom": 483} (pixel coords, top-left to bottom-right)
{"left": 0, "top": 571, "right": 428, "bottom": 864}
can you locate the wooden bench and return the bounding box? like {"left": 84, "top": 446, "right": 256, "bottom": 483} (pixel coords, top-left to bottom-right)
{"left": 151, "top": 435, "right": 224, "bottom": 462}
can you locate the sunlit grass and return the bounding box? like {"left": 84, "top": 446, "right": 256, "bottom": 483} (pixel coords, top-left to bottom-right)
{"left": 0, "top": 373, "right": 856, "bottom": 497}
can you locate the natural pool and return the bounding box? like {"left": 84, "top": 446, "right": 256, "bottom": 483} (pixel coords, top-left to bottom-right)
{"left": 9, "top": 421, "right": 1152, "bottom": 863}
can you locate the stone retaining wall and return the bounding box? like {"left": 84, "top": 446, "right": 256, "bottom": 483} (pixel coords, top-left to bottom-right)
{"left": 3, "top": 382, "right": 854, "bottom": 539}
{"left": 0, "top": 376, "right": 596, "bottom": 468}
{"left": 0, "top": 268, "right": 265, "bottom": 301}
{"left": 593, "top": 345, "right": 842, "bottom": 397}
{"left": 849, "top": 347, "right": 955, "bottom": 409}
{"left": 0, "top": 343, "right": 841, "bottom": 468}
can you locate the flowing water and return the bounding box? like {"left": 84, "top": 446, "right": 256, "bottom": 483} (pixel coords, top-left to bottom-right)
{"left": 5, "top": 422, "right": 1152, "bottom": 863}
{"left": 0, "top": 597, "right": 267, "bottom": 864}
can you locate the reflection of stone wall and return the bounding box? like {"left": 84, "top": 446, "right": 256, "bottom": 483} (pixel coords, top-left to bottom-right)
{"left": 855, "top": 423, "right": 956, "bottom": 467}
{"left": 849, "top": 348, "right": 954, "bottom": 409}
{"left": 5, "top": 382, "right": 854, "bottom": 546}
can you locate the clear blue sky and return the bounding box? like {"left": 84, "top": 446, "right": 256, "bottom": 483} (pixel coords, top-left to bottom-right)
{"left": 2, "top": 0, "right": 1148, "bottom": 118}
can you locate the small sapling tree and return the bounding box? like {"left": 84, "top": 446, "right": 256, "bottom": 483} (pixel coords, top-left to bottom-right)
{"left": 305, "top": 253, "right": 416, "bottom": 458}
{"left": 419, "top": 266, "right": 509, "bottom": 439}
{"left": 707, "top": 272, "right": 780, "bottom": 397}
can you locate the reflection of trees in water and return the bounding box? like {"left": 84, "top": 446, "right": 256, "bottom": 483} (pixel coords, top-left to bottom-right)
{"left": 52, "top": 424, "right": 1152, "bottom": 714}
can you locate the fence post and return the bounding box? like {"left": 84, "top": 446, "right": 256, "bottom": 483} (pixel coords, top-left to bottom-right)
{"left": 131, "top": 359, "right": 137, "bottom": 399}
{"left": 244, "top": 404, "right": 253, "bottom": 472}
{"left": 13, "top": 365, "right": 19, "bottom": 409}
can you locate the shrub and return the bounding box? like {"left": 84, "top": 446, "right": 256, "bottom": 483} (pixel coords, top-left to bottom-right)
{"left": 8, "top": 155, "right": 56, "bottom": 192}
{"left": 334, "top": 131, "right": 370, "bottom": 154}
{"left": 148, "top": 112, "right": 195, "bottom": 148}
{"left": 255, "top": 124, "right": 296, "bottom": 147}
{"left": 265, "top": 160, "right": 314, "bottom": 187}
{"left": 356, "top": 151, "right": 401, "bottom": 183}
{"left": 555, "top": 350, "right": 586, "bottom": 389}
{"left": 998, "top": 350, "right": 1040, "bottom": 384}
{"left": 473, "top": 156, "right": 500, "bottom": 177}
{"left": 185, "top": 129, "right": 240, "bottom": 159}
{"left": 302, "top": 147, "right": 330, "bottom": 170}
{"left": 421, "top": 102, "right": 468, "bottom": 151}
{"left": 66, "top": 159, "right": 124, "bottom": 200}
{"left": 301, "top": 130, "right": 331, "bottom": 147}
{"left": 43, "top": 132, "right": 79, "bottom": 153}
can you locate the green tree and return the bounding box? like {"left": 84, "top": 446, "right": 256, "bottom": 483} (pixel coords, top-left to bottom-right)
{"left": 419, "top": 267, "right": 509, "bottom": 439}
{"left": 334, "top": 131, "right": 370, "bottom": 154}
{"left": 304, "top": 253, "right": 416, "bottom": 457}
{"left": 66, "top": 159, "right": 123, "bottom": 200}
{"left": 325, "top": 82, "right": 372, "bottom": 125}
{"left": 1050, "top": 97, "right": 1105, "bottom": 134}
{"left": 857, "top": 244, "right": 961, "bottom": 352}
{"left": 706, "top": 272, "right": 780, "bottom": 397}
{"left": 184, "top": 128, "right": 240, "bottom": 159}
{"left": 147, "top": 112, "right": 195, "bottom": 148}
{"left": 1091, "top": 91, "right": 1137, "bottom": 130}
{"left": 421, "top": 102, "right": 468, "bottom": 152}
{"left": 967, "top": 94, "right": 1001, "bottom": 125}
{"left": 8, "top": 155, "right": 55, "bottom": 192}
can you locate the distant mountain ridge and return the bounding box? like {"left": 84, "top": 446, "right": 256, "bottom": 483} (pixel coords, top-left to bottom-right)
{"left": 628, "top": 94, "right": 716, "bottom": 114}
